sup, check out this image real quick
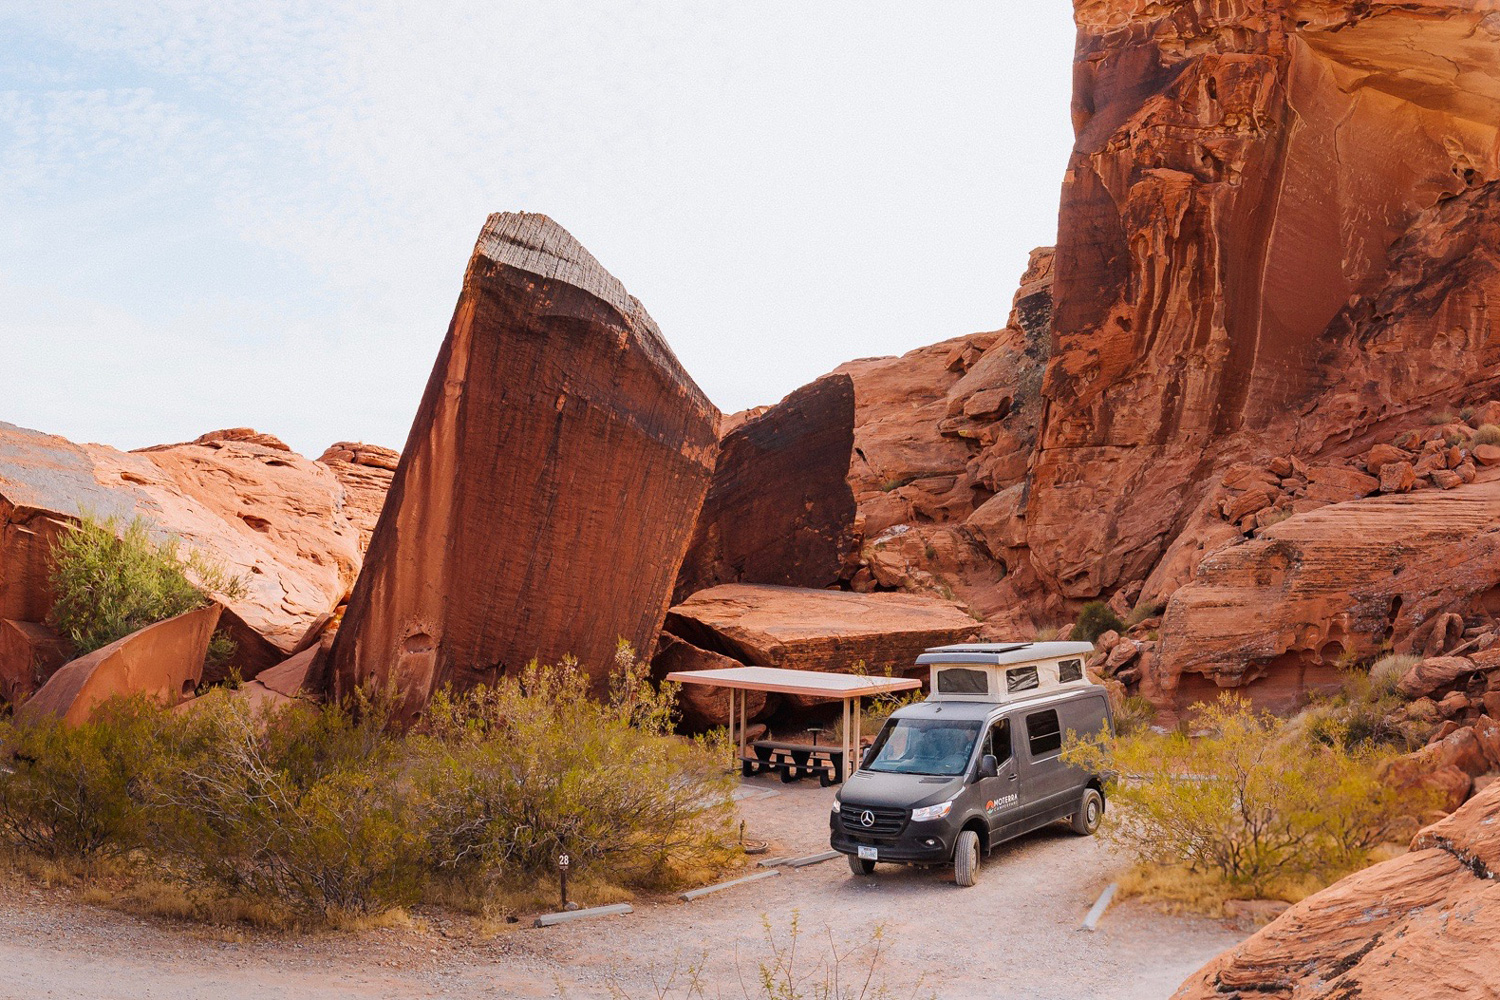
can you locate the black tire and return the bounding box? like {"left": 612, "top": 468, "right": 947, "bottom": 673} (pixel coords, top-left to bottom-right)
{"left": 847, "top": 855, "right": 876, "bottom": 877}
{"left": 1071, "top": 787, "right": 1104, "bottom": 836}
{"left": 954, "top": 829, "right": 980, "bottom": 887}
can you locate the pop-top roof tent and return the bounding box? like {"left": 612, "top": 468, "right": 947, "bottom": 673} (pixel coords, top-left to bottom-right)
{"left": 917, "top": 641, "right": 1096, "bottom": 705}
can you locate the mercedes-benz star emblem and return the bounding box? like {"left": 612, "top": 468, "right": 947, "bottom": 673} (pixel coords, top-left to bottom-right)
{"left": 860, "top": 810, "right": 875, "bottom": 828}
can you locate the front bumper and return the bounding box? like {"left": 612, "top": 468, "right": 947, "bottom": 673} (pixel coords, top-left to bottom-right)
{"left": 829, "top": 814, "right": 955, "bottom": 863}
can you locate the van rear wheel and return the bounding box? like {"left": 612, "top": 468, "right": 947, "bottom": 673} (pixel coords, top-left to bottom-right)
{"left": 1071, "top": 787, "right": 1104, "bottom": 836}
{"left": 848, "top": 855, "right": 876, "bottom": 877}
{"left": 953, "top": 829, "right": 980, "bottom": 887}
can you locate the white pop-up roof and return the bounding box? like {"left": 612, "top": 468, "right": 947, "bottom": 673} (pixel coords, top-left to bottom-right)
{"left": 916, "top": 641, "right": 1096, "bottom": 704}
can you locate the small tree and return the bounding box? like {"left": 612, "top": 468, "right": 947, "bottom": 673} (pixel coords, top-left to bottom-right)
{"left": 1073, "top": 600, "right": 1125, "bottom": 642}
{"left": 48, "top": 513, "right": 244, "bottom": 655}
{"left": 1063, "top": 695, "right": 1436, "bottom": 895}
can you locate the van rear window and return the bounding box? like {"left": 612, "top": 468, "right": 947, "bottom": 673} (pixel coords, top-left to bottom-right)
{"left": 936, "top": 667, "right": 989, "bottom": 695}
{"left": 1006, "top": 666, "right": 1039, "bottom": 693}
{"left": 1058, "top": 658, "right": 1083, "bottom": 683}
{"left": 1025, "top": 709, "right": 1062, "bottom": 757}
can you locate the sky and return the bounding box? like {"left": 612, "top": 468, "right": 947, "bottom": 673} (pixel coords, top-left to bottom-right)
{"left": 0, "top": 2, "right": 1078, "bottom": 457}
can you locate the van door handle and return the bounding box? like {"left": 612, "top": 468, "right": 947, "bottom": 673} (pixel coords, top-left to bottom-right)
{"left": 1007, "top": 773, "right": 1018, "bottom": 781}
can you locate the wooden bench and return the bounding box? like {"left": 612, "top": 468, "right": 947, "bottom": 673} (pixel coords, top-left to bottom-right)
{"left": 742, "top": 739, "right": 848, "bottom": 787}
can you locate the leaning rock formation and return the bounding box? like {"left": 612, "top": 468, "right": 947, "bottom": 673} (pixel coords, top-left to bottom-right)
{"left": 673, "top": 374, "right": 857, "bottom": 603}
{"left": 1026, "top": 0, "right": 1500, "bottom": 602}
{"left": 317, "top": 442, "right": 399, "bottom": 550}
{"left": 1153, "top": 472, "right": 1500, "bottom": 715}
{"left": 1174, "top": 780, "right": 1500, "bottom": 999}
{"left": 664, "top": 583, "right": 980, "bottom": 679}
{"left": 18, "top": 604, "right": 221, "bottom": 725}
{"left": 0, "top": 423, "right": 362, "bottom": 682}
{"left": 328, "top": 213, "right": 719, "bottom": 718}
{"left": 650, "top": 632, "right": 774, "bottom": 730}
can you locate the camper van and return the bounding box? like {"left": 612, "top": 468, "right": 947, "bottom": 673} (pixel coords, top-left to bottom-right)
{"left": 828, "top": 641, "right": 1111, "bottom": 887}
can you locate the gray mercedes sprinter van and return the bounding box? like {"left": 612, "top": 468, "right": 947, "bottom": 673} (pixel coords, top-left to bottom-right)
{"left": 829, "top": 641, "right": 1111, "bottom": 887}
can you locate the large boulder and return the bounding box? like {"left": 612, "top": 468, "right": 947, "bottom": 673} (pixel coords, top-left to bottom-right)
{"left": 18, "top": 604, "right": 221, "bottom": 725}
{"left": 317, "top": 442, "right": 399, "bottom": 550}
{"left": 0, "top": 619, "right": 72, "bottom": 706}
{"left": 327, "top": 213, "right": 719, "bottom": 719}
{"left": 1025, "top": 0, "right": 1500, "bottom": 603}
{"left": 0, "top": 422, "right": 364, "bottom": 680}
{"left": 673, "top": 374, "right": 857, "bottom": 603}
{"left": 650, "top": 632, "right": 773, "bottom": 730}
{"left": 663, "top": 583, "right": 980, "bottom": 680}
{"left": 1173, "top": 781, "right": 1500, "bottom": 999}
{"left": 1152, "top": 476, "right": 1500, "bottom": 715}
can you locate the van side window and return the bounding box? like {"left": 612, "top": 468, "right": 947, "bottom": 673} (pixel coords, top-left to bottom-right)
{"left": 1006, "top": 666, "right": 1039, "bottom": 693}
{"left": 1025, "top": 709, "right": 1062, "bottom": 758}
{"left": 983, "top": 718, "right": 1013, "bottom": 765}
{"left": 1058, "top": 658, "right": 1083, "bottom": 683}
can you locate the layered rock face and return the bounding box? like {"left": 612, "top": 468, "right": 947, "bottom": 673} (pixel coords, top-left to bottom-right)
{"left": 328, "top": 214, "right": 719, "bottom": 717}
{"left": 317, "top": 442, "right": 398, "bottom": 549}
{"left": 664, "top": 583, "right": 979, "bottom": 680}
{"left": 0, "top": 423, "right": 363, "bottom": 684}
{"left": 1025, "top": 0, "right": 1500, "bottom": 603}
{"left": 673, "top": 374, "right": 857, "bottom": 603}
{"left": 1174, "top": 780, "right": 1500, "bottom": 999}
{"left": 19, "top": 605, "right": 221, "bottom": 725}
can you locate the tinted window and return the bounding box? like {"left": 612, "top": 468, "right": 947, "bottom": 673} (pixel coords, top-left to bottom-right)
{"left": 1058, "top": 658, "right": 1083, "bottom": 683}
{"left": 1006, "top": 666, "right": 1039, "bottom": 693}
{"left": 865, "top": 718, "right": 982, "bottom": 777}
{"left": 982, "top": 718, "right": 1013, "bottom": 765}
{"left": 937, "top": 667, "right": 989, "bottom": 695}
{"left": 1026, "top": 710, "right": 1062, "bottom": 758}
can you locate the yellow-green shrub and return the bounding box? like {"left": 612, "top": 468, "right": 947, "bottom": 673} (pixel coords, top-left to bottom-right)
{"left": 1064, "top": 695, "right": 1435, "bottom": 895}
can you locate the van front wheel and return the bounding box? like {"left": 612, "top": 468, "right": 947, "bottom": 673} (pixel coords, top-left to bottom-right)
{"left": 848, "top": 855, "right": 876, "bottom": 877}
{"left": 1071, "top": 788, "right": 1104, "bottom": 836}
{"left": 953, "top": 829, "right": 980, "bottom": 887}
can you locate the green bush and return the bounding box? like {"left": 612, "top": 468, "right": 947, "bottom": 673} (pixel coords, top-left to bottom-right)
{"left": 415, "top": 651, "right": 734, "bottom": 894}
{"left": 48, "top": 513, "right": 245, "bottom": 655}
{"left": 1074, "top": 601, "right": 1125, "bottom": 643}
{"left": 1064, "top": 695, "right": 1435, "bottom": 895}
{"left": 0, "top": 698, "right": 172, "bottom": 860}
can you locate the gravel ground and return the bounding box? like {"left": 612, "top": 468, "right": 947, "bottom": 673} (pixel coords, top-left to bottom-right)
{"left": 0, "top": 776, "right": 1246, "bottom": 999}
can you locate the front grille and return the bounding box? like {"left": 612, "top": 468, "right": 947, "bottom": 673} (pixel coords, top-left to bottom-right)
{"left": 840, "top": 803, "right": 906, "bottom": 837}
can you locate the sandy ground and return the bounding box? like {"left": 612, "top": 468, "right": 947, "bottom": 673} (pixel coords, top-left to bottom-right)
{"left": 0, "top": 776, "right": 1246, "bottom": 1000}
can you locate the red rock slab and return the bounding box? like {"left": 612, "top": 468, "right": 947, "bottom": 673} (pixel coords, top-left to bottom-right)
{"left": 673, "top": 374, "right": 856, "bottom": 603}
{"left": 650, "top": 633, "right": 772, "bottom": 730}
{"left": 1174, "top": 782, "right": 1500, "bottom": 999}
{"left": 663, "top": 583, "right": 979, "bottom": 680}
{"left": 1155, "top": 477, "right": 1500, "bottom": 713}
{"left": 327, "top": 214, "right": 719, "bottom": 719}
{"left": 254, "top": 646, "right": 320, "bottom": 699}
{"left": 17, "top": 604, "right": 220, "bottom": 726}
{"left": 0, "top": 619, "right": 73, "bottom": 706}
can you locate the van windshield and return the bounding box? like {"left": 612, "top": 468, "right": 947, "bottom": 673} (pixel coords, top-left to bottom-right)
{"left": 865, "top": 718, "right": 982, "bottom": 777}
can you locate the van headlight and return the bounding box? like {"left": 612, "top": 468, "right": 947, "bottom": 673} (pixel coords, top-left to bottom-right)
{"left": 831, "top": 800, "right": 841, "bottom": 815}
{"left": 910, "top": 800, "right": 953, "bottom": 822}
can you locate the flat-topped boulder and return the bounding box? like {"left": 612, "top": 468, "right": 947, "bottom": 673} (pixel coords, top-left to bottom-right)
{"left": 663, "top": 583, "right": 980, "bottom": 679}
{"left": 673, "top": 374, "right": 856, "bottom": 603}
{"left": 18, "top": 604, "right": 220, "bottom": 725}
{"left": 327, "top": 213, "right": 719, "bottom": 719}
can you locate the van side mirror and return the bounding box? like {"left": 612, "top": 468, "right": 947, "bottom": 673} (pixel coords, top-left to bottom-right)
{"left": 976, "top": 754, "right": 999, "bottom": 780}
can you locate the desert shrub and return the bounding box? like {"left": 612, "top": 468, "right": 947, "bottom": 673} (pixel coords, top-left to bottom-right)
{"left": 1064, "top": 695, "right": 1436, "bottom": 897}
{"left": 48, "top": 513, "right": 245, "bottom": 655}
{"left": 1113, "top": 695, "right": 1158, "bottom": 736}
{"left": 1125, "top": 600, "right": 1165, "bottom": 627}
{"left": 1472, "top": 424, "right": 1500, "bottom": 446}
{"left": 415, "top": 655, "right": 735, "bottom": 897}
{"left": 1074, "top": 601, "right": 1125, "bottom": 643}
{"left": 151, "top": 691, "right": 427, "bottom": 917}
{"left": 1367, "top": 652, "right": 1421, "bottom": 696}
{"left": 0, "top": 698, "right": 174, "bottom": 860}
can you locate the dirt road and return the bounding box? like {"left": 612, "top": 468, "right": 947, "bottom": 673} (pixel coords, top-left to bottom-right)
{"left": 0, "top": 777, "right": 1244, "bottom": 999}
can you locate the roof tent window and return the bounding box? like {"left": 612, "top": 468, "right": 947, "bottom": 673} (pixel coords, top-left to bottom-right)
{"left": 1006, "top": 666, "right": 1039, "bottom": 693}
{"left": 936, "top": 667, "right": 989, "bottom": 695}
{"left": 1058, "top": 658, "right": 1084, "bottom": 683}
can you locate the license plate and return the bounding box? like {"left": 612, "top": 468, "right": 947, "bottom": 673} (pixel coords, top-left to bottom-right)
{"left": 857, "top": 846, "right": 878, "bottom": 861}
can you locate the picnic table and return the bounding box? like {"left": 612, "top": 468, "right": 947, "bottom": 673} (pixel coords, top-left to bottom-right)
{"left": 662, "top": 666, "right": 922, "bottom": 786}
